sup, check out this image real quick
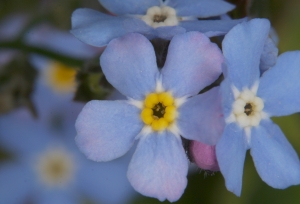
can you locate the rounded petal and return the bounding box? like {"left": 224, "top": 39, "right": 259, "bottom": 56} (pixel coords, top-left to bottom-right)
{"left": 99, "top": 0, "right": 160, "bottom": 15}
{"left": 127, "top": 132, "right": 188, "bottom": 202}
{"left": 75, "top": 100, "right": 143, "bottom": 162}
{"left": 216, "top": 123, "right": 248, "bottom": 196}
{"left": 257, "top": 51, "right": 300, "bottom": 116}
{"left": 161, "top": 32, "right": 223, "bottom": 97}
{"left": 100, "top": 33, "right": 159, "bottom": 100}
{"left": 177, "top": 87, "right": 225, "bottom": 145}
{"left": 179, "top": 19, "right": 245, "bottom": 37}
{"left": 250, "top": 120, "right": 300, "bottom": 188}
{"left": 71, "top": 9, "right": 151, "bottom": 47}
{"left": 222, "top": 18, "right": 270, "bottom": 90}
{"left": 189, "top": 140, "right": 219, "bottom": 171}
{"left": 168, "top": 0, "right": 235, "bottom": 17}
{"left": 220, "top": 77, "right": 236, "bottom": 118}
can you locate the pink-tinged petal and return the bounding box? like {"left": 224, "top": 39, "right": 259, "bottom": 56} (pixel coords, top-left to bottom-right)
{"left": 75, "top": 100, "right": 143, "bottom": 162}
{"left": 127, "top": 131, "right": 188, "bottom": 202}
{"left": 161, "top": 32, "right": 223, "bottom": 98}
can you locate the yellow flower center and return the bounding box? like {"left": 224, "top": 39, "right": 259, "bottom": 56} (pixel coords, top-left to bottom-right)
{"left": 46, "top": 62, "right": 78, "bottom": 93}
{"left": 141, "top": 92, "right": 178, "bottom": 131}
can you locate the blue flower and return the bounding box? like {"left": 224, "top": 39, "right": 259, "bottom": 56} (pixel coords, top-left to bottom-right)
{"left": 216, "top": 18, "right": 300, "bottom": 196}
{"left": 0, "top": 25, "right": 136, "bottom": 203}
{"left": 71, "top": 0, "right": 244, "bottom": 47}
{"left": 75, "top": 31, "right": 224, "bottom": 201}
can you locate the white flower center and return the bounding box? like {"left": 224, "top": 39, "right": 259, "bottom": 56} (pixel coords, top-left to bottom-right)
{"left": 36, "top": 147, "right": 75, "bottom": 187}
{"left": 232, "top": 89, "right": 264, "bottom": 128}
{"left": 141, "top": 6, "right": 179, "bottom": 28}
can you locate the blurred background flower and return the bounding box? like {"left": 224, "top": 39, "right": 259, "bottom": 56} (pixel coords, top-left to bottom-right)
{"left": 1, "top": 0, "right": 300, "bottom": 203}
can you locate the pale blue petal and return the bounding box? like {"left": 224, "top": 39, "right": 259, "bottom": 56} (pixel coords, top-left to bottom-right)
{"left": 180, "top": 19, "right": 245, "bottom": 37}
{"left": 168, "top": 0, "right": 235, "bottom": 17}
{"left": 99, "top": 0, "right": 160, "bottom": 15}
{"left": 75, "top": 100, "right": 143, "bottom": 162}
{"left": 259, "top": 37, "right": 278, "bottom": 73}
{"left": 250, "top": 121, "right": 300, "bottom": 188}
{"left": 0, "top": 163, "right": 34, "bottom": 203}
{"left": 37, "top": 191, "right": 77, "bottom": 204}
{"left": 127, "top": 132, "right": 188, "bottom": 202}
{"left": 152, "top": 26, "right": 186, "bottom": 40}
{"left": 177, "top": 87, "right": 224, "bottom": 145}
{"left": 71, "top": 9, "right": 151, "bottom": 47}
{"left": 220, "top": 77, "right": 236, "bottom": 118}
{"left": 79, "top": 150, "right": 137, "bottom": 204}
{"left": 257, "top": 51, "right": 300, "bottom": 116}
{"left": 222, "top": 18, "right": 270, "bottom": 90}
{"left": 100, "top": 33, "right": 159, "bottom": 100}
{"left": 260, "top": 120, "right": 299, "bottom": 159}
{"left": 162, "top": 32, "right": 223, "bottom": 97}
{"left": 216, "top": 123, "right": 248, "bottom": 196}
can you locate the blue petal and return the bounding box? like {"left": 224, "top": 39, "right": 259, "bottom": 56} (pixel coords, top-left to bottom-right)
{"left": 79, "top": 151, "right": 137, "bottom": 204}
{"left": 259, "top": 37, "right": 278, "bottom": 73}
{"left": 161, "top": 32, "right": 223, "bottom": 97}
{"left": 0, "top": 163, "right": 34, "bottom": 203}
{"left": 180, "top": 19, "right": 245, "bottom": 37}
{"left": 151, "top": 26, "right": 186, "bottom": 40}
{"left": 75, "top": 100, "right": 143, "bottom": 162}
{"left": 99, "top": 0, "right": 160, "bottom": 15}
{"left": 222, "top": 18, "right": 270, "bottom": 90}
{"left": 100, "top": 33, "right": 159, "bottom": 100}
{"left": 71, "top": 9, "right": 151, "bottom": 47}
{"left": 257, "top": 51, "right": 300, "bottom": 116}
{"left": 250, "top": 120, "right": 300, "bottom": 188}
{"left": 127, "top": 132, "right": 188, "bottom": 202}
{"left": 168, "top": 0, "right": 235, "bottom": 17}
{"left": 216, "top": 123, "right": 248, "bottom": 196}
{"left": 177, "top": 87, "right": 224, "bottom": 145}
{"left": 220, "top": 77, "right": 236, "bottom": 118}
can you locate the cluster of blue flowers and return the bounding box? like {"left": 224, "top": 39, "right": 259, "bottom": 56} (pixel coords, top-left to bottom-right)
{"left": 72, "top": 0, "right": 300, "bottom": 202}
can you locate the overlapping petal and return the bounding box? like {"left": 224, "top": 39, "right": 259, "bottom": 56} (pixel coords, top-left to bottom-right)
{"left": 99, "top": 0, "right": 160, "bottom": 15}
{"left": 100, "top": 33, "right": 159, "bottom": 100}
{"left": 127, "top": 132, "right": 188, "bottom": 202}
{"left": 177, "top": 87, "right": 224, "bottom": 145}
{"left": 216, "top": 123, "right": 248, "bottom": 196}
{"left": 257, "top": 51, "right": 300, "bottom": 116}
{"left": 222, "top": 18, "right": 270, "bottom": 90}
{"left": 71, "top": 9, "right": 150, "bottom": 47}
{"left": 168, "top": 0, "right": 235, "bottom": 17}
{"left": 75, "top": 100, "right": 143, "bottom": 162}
{"left": 161, "top": 32, "right": 223, "bottom": 97}
{"left": 180, "top": 19, "right": 245, "bottom": 37}
{"left": 251, "top": 121, "right": 300, "bottom": 188}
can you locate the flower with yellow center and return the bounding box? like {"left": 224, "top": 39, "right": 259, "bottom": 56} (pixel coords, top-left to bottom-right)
{"left": 76, "top": 32, "right": 224, "bottom": 202}
{"left": 45, "top": 61, "right": 78, "bottom": 93}
{"left": 141, "top": 92, "right": 177, "bottom": 131}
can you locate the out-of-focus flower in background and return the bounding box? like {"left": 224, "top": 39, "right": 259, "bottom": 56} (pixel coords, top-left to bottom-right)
{"left": 0, "top": 14, "right": 137, "bottom": 204}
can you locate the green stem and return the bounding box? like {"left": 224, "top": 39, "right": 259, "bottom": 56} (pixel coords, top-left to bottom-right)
{"left": 0, "top": 41, "right": 85, "bottom": 67}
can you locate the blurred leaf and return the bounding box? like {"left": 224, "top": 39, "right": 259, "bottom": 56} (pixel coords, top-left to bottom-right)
{"left": 0, "top": 54, "right": 37, "bottom": 116}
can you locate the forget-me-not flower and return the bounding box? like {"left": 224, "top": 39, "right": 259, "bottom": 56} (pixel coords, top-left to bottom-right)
{"left": 75, "top": 31, "right": 224, "bottom": 201}
{"left": 71, "top": 0, "right": 244, "bottom": 47}
{"left": 216, "top": 18, "right": 300, "bottom": 196}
